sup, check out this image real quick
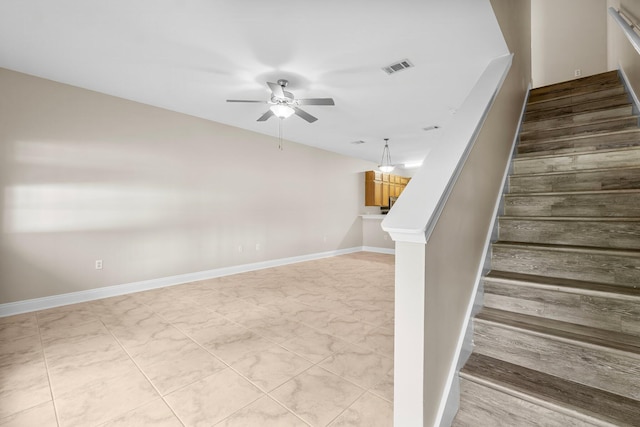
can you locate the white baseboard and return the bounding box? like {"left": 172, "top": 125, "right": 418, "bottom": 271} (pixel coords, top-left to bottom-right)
{"left": 0, "top": 246, "right": 372, "bottom": 317}
{"left": 362, "top": 246, "right": 396, "bottom": 255}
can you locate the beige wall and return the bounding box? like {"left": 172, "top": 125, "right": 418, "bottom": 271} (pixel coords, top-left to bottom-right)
{"left": 0, "top": 68, "right": 375, "bottom": 304}
{"left": 422, "top": 0, "right": 531, "bottom": 424}
{"left": 362, "top": 217, "right": 394, "bottom": 250}
{"left": 608, "top": 0, "right": 640, "bottom": 97}
{"left": 531, "top": 0, "right": 608, "bottom": 87}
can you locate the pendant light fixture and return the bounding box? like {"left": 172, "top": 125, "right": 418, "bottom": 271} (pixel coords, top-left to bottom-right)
{"left": 378, "top": 138, "right": 395, "bottom": 173}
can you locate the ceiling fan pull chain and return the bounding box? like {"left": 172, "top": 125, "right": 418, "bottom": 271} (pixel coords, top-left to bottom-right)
{"left": 278, "top": 118, "right": 284, "bottom": 151}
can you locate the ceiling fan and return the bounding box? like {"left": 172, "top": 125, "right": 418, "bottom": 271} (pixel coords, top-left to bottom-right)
{"left": 227, "top": 79, "right": 335, "bottom": 123}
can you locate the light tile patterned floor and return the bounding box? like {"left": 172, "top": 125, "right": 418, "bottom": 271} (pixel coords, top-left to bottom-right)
{"left": 0, "top": 252, "right": 394, "bottom": 426}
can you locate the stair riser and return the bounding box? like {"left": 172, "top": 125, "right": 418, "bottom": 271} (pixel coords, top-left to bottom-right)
{"left": 528, "top": 81, "right": 624, "bottom": 105}
{"left": 522, "top": 106, "right": 633, "bottom": 133}
{"left": 483, "top": 281, "right": 640, "bottom": 337}
{"left": 498, "top": 219, "right": 640, "bottom": 250}
{"left": 527, "top": 87, "right": 626, "bottom": 113}
{"left": 504, "top": 193, "right": 640, "bottom": 217}
{"left": 473, "top": 321, "right": 640, "bottom": 400}
{"left": 491, "top": 245, "right": 640, "bottom": 287}
{"left": 454, "top": 378, "right": 600, "bottom": 427}
{"left": 509, "top": 168, "right": 640, "bottom": 193}
{"left": 513, "top": 149, "right": 640, "bottom": 175}
{"left": 520, "top": 118, "right": 638, "bottom": 142}
{"left": 516, "top": 131, "right": 640, "bottom": 158}
{"left": 524, "top": 95, "right": 631, "bottom": 122}
{"left": 528, "top": 71, "right": 620, "bottom": 98}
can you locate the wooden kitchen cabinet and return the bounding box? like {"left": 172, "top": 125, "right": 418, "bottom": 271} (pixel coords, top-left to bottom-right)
{"left": 364, "top": 170, "right": 411, "bottom": 206}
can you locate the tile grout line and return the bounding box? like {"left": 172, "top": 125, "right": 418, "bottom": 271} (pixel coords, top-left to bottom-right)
{"left": 97, "top": 314, "right": 187, "bottom": 427}
{"left": 35, "top": 312, "right": 62, "bottom": 427}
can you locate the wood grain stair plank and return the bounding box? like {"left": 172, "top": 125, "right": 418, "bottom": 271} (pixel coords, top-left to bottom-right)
{"left": 491, "top": 241, "right": 640, "bottom": 287}
{"left": 459, "top": 354, "right": 640, "bottom": 427}
{"left": 483, "top": 271, "right": 640, "bottom": 336}
{"left": 526, "top": 86, "right": 627, "bottom": 113}
{"left": 503, "top": 189, "right": 640, "bottom": 217}
{"left": 528, "top": 81, "right": 624, "bottom": 105}
{"left": 512, "top": 146, "right": 640, "bottom": 174}
{"left": 516, "top": 129, "right": 640, "bottom": 157}
{"left": 519, "top": 116, "right": 639, "bottom": 142}
{"left": 498, "top": 216, "right": 640, "bottom": 249}
{"left": 473, "top": 309, "right": 640, "bottom": 400}
{"left": 524, "top": 93, "right": 631, "bottom": 122}
{"left": 528, "top": 71, "right": 620, "bottom": 98}
{"left": 508, "top": 165, "right": 640, "bottom": 192}
{"left": 522, "top": 105, "right": 633, "bottom": 133}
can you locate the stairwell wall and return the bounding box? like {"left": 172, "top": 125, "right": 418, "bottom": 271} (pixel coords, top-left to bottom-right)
{"left": 425, "top": 0, "right": 531, "bottom": 425}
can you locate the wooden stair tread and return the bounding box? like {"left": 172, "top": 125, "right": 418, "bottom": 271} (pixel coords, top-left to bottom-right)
{"left": 519, "top": 115, "right": 638, "bottom": 137}
{"left": 485, "top": 270, "right": 640, "bottom": 300}
{"left": 523, "top": 103, "right": 632, "bottom": 126}
{"left": 524, "top": 94, "right": 631, "bottom": 121}
{"left": 460, "top": 353, "right": 640, "bottom": 426}
{"left": 492, "top": 240, "right": 640, "bottom": 258}
{"left": 505, "top": 188, "right": 640, "bottom": 196}
{"left": 528, "top": 82, "right": 625, "bottom": 105}
{"left": 516, "top": 129, "right": 640, "bottom": 156}
{"left": 528, "top": 71, "right": 620, "bottom": 97}
{"left": 476, "top": 308, "right": 640, "bottom": 354}
{"left": 509, "top": 164, "right": 640, "bottom": 178}
{"left": 513, "top": 146, "right": 640, "bottom": 163}
{"left": 499, "top": 215, "right": 640, "bottom": 222}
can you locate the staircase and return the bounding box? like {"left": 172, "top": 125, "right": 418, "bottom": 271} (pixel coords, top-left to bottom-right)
{"left": 453, "top": 71, "right": 640, "bottom": 426}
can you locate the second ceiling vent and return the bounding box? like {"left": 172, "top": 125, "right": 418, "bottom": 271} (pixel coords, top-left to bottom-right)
{"left": 382, "top": 59, "right": 414, "bottom": 75}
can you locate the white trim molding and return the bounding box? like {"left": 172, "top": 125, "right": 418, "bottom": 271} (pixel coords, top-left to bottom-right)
{"left": 0, "top": 246, "right": 375, "bottom": 317}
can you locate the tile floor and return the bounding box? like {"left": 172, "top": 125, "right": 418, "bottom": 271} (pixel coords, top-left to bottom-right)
{"left": 0, "top": 252, "right": 395, "bottom": 426}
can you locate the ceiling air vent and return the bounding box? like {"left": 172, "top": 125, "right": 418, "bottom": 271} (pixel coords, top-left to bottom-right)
{"left": 382, "top": 59, "right": 414, "bottom": 75}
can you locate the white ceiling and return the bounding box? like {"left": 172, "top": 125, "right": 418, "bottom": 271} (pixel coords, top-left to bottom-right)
{"left": 0, "top": 0, "right": 508, "bottom": 166}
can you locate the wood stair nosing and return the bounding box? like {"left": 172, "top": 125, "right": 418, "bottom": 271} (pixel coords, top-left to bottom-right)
{"left": 484, "top": 270, "right": 640, "bottom": 300}
{"left": 523, "top": 93, "right": 632, "bottom": 122}
{"left": 459, "top": 353, "right": 640, "bottom": 427}
{"left": 519, "top": 116, "right": 639, "bottom": 142}
{"left": 509, "top": 164, "right": 640, "bottom": 178}
{"left": 492, "top": 240, "right": 640, "bottom": 258}
{"left": 521, "top": 105, "right": 633, "bottom": 133}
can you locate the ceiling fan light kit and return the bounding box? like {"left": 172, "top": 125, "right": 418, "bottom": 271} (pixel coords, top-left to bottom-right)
{"left": 378, "top": 138, "right": 395, "bottom": 173}
{"left": 227, "top": 79, "right": 335, "bottom": 123}
{"left": 270, "top": 104, "right": 295, "bottom": 119}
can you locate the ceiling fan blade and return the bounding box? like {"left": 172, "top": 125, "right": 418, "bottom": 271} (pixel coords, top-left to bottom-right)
{"left": 296, "top": 98, "right": 335, "bottom": 106}
{"left": 226, "top": 99, "right": 267, "bottom": 103}
{"left": 267, "top": 82, "right": 285, "bottom": 99}
{"left": 257, "top": 110, "right": 274, "bottom": 122}
{"left": 293, "top": 107, "right": 318, "bottom": 123}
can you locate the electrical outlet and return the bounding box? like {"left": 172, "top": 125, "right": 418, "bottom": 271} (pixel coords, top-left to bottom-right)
{"left": 238, "top": 245, "right": 243, "bottom": 253}
{"left": 95, "top": 260, "right": 103, "bottom": 270}
{"left": 255, "top": 243, "right": 260, "bottom": 251}
{"left": 574, "top": 69, "right": 582, "bottom": 77}
{"left": 323, "top": 235, "right": 327, "bottom": 242}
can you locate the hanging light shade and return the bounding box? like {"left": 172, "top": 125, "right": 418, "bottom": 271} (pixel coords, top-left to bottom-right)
{"left": 270, "top": 103, "right": 295, "bottom": 119}
{"left": 378, "top": 138, "right": 395, "bottom": 173}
